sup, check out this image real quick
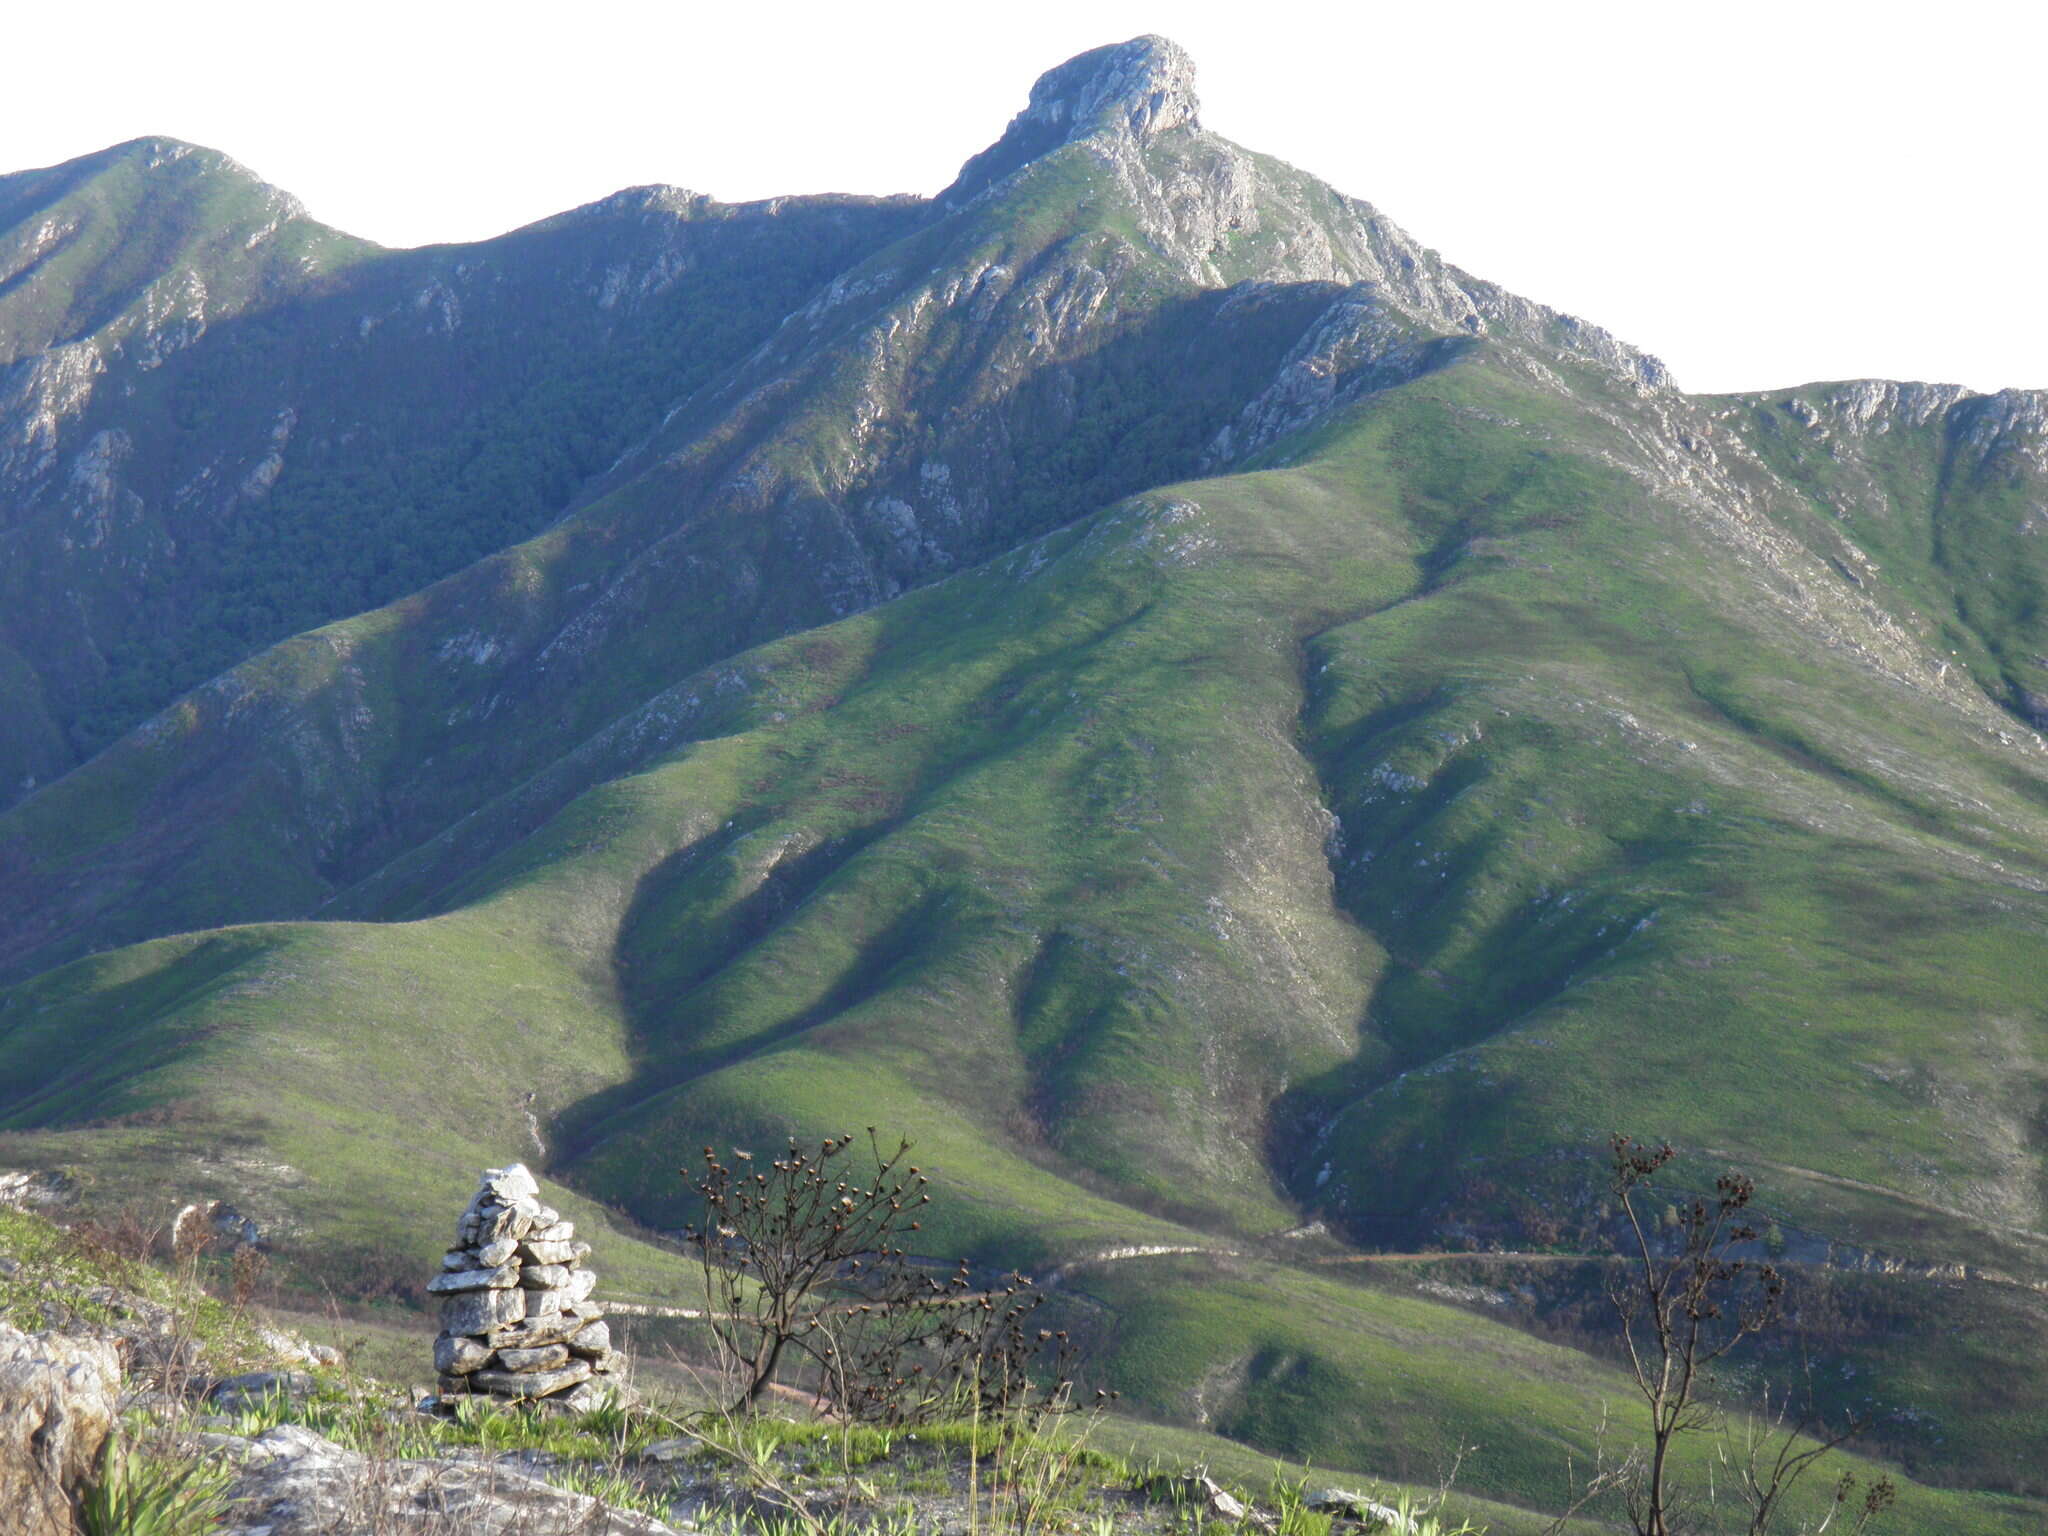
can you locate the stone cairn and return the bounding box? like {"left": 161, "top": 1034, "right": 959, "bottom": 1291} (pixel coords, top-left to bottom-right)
{"left": 429, "top": 1164, "right": 619, "bottom": 1410}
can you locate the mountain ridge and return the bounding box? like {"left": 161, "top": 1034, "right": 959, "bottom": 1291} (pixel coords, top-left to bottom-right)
{"left": 2, "top": 36, "right": 2046, "bottom": 1525}
{"left": 0, "top": 37, "right": 1702, "bottom": 977}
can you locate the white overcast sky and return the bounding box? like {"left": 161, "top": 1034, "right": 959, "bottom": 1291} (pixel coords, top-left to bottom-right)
{"left": 4, "top": 0, "right": 2040, "bottom": 396}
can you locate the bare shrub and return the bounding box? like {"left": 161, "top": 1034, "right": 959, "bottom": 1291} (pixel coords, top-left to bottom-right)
{"left": 684, "top": 1129, "right": 1092, "bottom": 1424}
{"left": 1604, "top": 1135, "right": 1890, "bottom": 1536}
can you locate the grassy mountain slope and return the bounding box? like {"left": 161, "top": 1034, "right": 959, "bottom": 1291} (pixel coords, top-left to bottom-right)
{"left": 6, "top": 348, "right": 2048, "bottom": 1512}
{"left": 2, "top": 34, "right": 2046, "bottom": 1526}
{"left": 1710, "top": 380, "right": 2048, "bottom": 732}
{"left": 0, "top": 136, "right": 371, "bottom": 794}
{"left": 0, "top": 40, "right": 1663, "bottom": 981}
{"left": 0, "top": 137, "right": 922, "bottom": 788}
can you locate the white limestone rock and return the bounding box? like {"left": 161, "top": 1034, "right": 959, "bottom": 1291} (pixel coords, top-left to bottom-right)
{"left": 486, "top": 1306, "right": 601, "bottom": 1351}
{"left": 518, "top": 1238, "right": 585, "bottom": 1266}
{"left": 427, "top": 1262, "right": 520, "bottom": 1294}
{"left": 478, "top": 1163, "right": 539, "bottom": 1203}
{"left": 432, "top": 1334, "right": 493, "bottom": 1376}
{"left": 495, "top": 1343, "right": 570, "bottom": 1373}
{"left": 566, "top": 1319, "right": 612, "bottom": 1359}
{"left": 438, "top": 1286, "right": 525, "bottom": 1336}
{"left": 0, "top": 1322, "right": 121, "bottom": 1536}
{"left": 469, "top": 1360, "right": 592, "bottom": 1399}
{"left": 214, "top": 1423, "right": 677, "bottom": 1534}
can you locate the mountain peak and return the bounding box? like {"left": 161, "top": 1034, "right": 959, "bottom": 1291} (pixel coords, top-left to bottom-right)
{"left": 942, "top": 35, "right": 1200, "bottom": 206}
{"left": 1026, "top": 34, "right": 1199, "bottom": 140}
{"left": 92, "top": 136, "right": 248, "bottom": 184}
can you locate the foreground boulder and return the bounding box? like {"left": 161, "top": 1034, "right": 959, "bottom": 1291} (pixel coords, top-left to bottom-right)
{"left": 215, "top": 1423, "right": 676, "bottom": 1534}
{"left": 0, "top": 1321, "right": 122, "bottom": 1536}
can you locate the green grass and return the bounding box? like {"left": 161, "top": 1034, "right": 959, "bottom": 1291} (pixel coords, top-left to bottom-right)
{"left": 77, "top": 1432, "right": 234, "bottom": 1536}
{"left": 0, "top": 1205, "right": 270, "bottom": 1367}
{"left": 3, "top": 94, "right": 2047, "bottom": 1533}
{"left": 6, "top": 357, "right": 2048, "bottom": 1514}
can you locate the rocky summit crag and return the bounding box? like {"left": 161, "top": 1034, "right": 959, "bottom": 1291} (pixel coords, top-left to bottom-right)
{"left": 1, "top": 35, "right": 2046, "bottom": 1529}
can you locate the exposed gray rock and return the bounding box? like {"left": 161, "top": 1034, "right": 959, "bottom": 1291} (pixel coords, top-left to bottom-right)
{"left": 428, "top": 1261, "right": 521, "bottom": 1293}
{"left": 216, "top": 1422, "right": 677, "bottom": 1534}
{"left": 208, "top": 1369, "right": 313, "bottom": 1416}
{"left": 551, "top": 1378, "right": 622, "bottom": 1414}
{"left": 487, "top": 1306, "right": 602, "bottom": 1351}
{"left": 431, "top": 1166, "right": 611, "bottom": 1409}
{"left": 944, "top": 35, "right": 1199, "bottom": 207}
{"left": 433, "top": 1334, "right": 493, "bottom": 1375}
{"left": 0, "top": 1321, "right": 121, "bottom": 1536}
{"left": 439, "top": 1287, "right": 526, "bottom": 1336}
{"left": 526, "top": 1287, "right": 570, "bottom": 1318}
{"left": 1307, "top": 1489, "right": 1416, "bottom": 1531}
{"left": 469, "top": 1201, "right": 536, "bottom": 1245}
{"left": 495, "top": 1343, "right": 570, "bottom": 1372}
{"left": 518, "top": 1238, "right": 586, "bottom": 1265}
{"left": 1167, "top": 1471, "right": 1248, "bottom": 1522}
{"left": 567, "top": 1319, "right": 612, "bottom": 1359}
{"left": 0, "top": 1169, "right": 70, "bottom": 1209}
{"left": 469, "top": 1360, "right": 593, "bottom": 1398}
{"left": 478, "top": 1163, "right": 540, "bottom": 1204}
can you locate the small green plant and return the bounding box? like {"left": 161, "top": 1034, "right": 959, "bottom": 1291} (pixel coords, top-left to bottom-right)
{"left": 1272, "top": 1472, "right": 1335, "bottom": 1536}
{"left": 572, "top": 1397, "right": 658, "bottom": 1460}
{"left": 549, "top": 1461, "right": 674, "bottom": 1520}
{"left": 964, "top": 1375, "right": 1109, "bottom": 1536}
{"left": 79, "top": 1433, "right": 233, "bottom": 1536}
{"left": 446, "top": 1394, "right": 533, "bottom": 1455}
{"left": 217, "top": 1384, "right": 296, "bottom": 1438}
{"left": 1379, "top": 1487, "right": 1487, "bottom": 1536}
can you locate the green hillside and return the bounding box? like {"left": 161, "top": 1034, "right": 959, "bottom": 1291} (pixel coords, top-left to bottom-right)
{"left": 2, "top": 34, "right": 2045, "bottom": 1530}
{"left": 0, "top": 138, "right": 922, "bottom": 787}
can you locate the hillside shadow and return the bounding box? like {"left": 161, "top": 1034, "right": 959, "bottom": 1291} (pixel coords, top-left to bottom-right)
{"left": 547, "top": 811, "right": 933, "bottom": 1165}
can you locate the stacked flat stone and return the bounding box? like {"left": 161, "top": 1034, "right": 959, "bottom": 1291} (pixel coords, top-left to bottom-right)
{"left": 429, "top": 1164, "right": 618, "bottom": 1410}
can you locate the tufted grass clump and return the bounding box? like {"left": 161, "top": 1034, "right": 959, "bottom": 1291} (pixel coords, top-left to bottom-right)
{"left": 78, "top": 1433, "right": 233, "bottom": 1536}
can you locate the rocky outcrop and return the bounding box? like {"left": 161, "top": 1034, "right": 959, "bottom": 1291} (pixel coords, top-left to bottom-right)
{"left": 430, "top": 1165, "right": 620, "bottom": 1410}
{"left": 943, "top": 35, "right": 1198, "bottom": 206}
{"left": 0, "top": 1321, "right": 122, "bottom": 1536}
{"left": 215, "top": 1423, "right": 676, "bottom": 1535}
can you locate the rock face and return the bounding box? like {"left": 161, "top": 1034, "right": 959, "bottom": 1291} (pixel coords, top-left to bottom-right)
{"left": 943, "top": 34, "right": 1199, "bottom": 205}
{"left": 216, "top": 1422, "right": 676, "bottom": 1534}
{"left": 430, "top": 1165, "right": 619, "bottom": 1410}
{"left": 0, "top": 1321, "right": 122, "bottom": 1536}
